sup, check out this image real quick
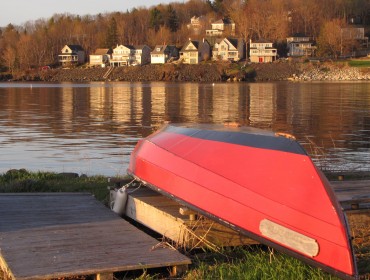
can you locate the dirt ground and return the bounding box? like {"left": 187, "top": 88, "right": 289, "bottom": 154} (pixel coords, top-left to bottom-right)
{"left": 347, "top": 209, "right": 370, "bottom": 277}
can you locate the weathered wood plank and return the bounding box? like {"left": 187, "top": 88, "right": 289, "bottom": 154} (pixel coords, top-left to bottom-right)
{"left": 95, "top": 272, "right": 113, "bottom": 280}
{"left": 0, "top": 193, "right": 190, "bottom": 280}
{"left": 331, "top": 180, "right": 370, "bottom": 209}
{"left": 125, "top": 186, "right": 258, "bottom": 248}
{"left": 331, "top": 180, "right": 370, "bottom": 198}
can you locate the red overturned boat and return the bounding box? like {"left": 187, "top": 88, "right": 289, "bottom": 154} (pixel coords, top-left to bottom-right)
{"left": 128, "top": 123, "right": 357, "bottom": 279}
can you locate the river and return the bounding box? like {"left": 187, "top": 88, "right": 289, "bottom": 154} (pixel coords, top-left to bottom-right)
{"left": 0, "top": 81, "right": 369, "bottom": 176}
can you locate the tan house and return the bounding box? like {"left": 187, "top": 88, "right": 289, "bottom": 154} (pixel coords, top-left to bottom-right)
{"left": 287, "top": 34, "right": 316, "bottom": 57}
{"left": 89, "top": 48, "right": 112, "bottom": 67}
{"left": 249, "top": 39, "right": 277, "bottom": 63}
{"left": 151, "top": 45, "right": 179, "bottom": 64}
{"left": 212, "top": 38, "right": 245, "bottom": 61}
{"left": 180, "top": 39, "right": 211, "bottom": 64}
{"left": 206, "top": 18, "right": 235, "bottom": 37}
{"left": 58, "top": 45, "right": 85, "bottom": 66}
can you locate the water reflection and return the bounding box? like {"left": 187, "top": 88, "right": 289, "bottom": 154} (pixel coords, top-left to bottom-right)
{"left": 0, "top": 82, "right": 369, "bottom": 176}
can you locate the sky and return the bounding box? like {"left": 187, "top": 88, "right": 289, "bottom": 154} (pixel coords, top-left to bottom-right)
{"left": 0, "top": 0, "right": 177, "bottom": 27}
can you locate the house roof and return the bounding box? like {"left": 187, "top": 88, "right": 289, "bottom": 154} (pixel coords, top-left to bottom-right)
{"left": 290, "top": 33, "right": 309, "bottom": 38}
{"left": 214, "top": 38, "right": 244, "bottom": 51}
{"left": 180, "top": 40, "right": 200, "bottom": 52}
{"left": 226, "top": 38, "right": 239, "bottom": 48}
{"left": 288, "top": 40, "right": 316, "bottom": 44}
{"left": 250, "top": 39, "right": 273, "bottom": 44}
{"left": 66, "top": 45, "right": 84, "bottom": 51}
{"left": 151, "top": 45, "right": 167, "bottom": 54}
{"left": 214, "top": 38, "right": 236, "bottom": 49}
{"left": 134, "top": 45, "right": 149, "bottom": 50}
{"left": 93, "top": 48, "right": 112, "bottom": 55}
{"left": 287, "top": 33, "right": 314, "bottom": 43}
{"left": 212, "top": 18, "right": 234, "bottom": 25}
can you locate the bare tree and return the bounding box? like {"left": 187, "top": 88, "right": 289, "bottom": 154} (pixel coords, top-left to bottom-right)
{"left": 317, "top": 18, "right": 344, "bottom": 58}
{"left": 3, "top": 46, "right": 17, "bottom": 73}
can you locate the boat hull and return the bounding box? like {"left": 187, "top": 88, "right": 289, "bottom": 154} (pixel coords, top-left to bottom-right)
{"left": 128, "top": 124, "right": 357, "bottom": 279}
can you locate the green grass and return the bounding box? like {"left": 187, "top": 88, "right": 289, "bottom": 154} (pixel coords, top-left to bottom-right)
{"left": 348, "top": 60, "right": 370, "bottom": 68}
{"left": 183, "top": 247, "right": 338, "bottom": 280}
{"left": 0, "top": 169, "right": 112, "bottom": 204}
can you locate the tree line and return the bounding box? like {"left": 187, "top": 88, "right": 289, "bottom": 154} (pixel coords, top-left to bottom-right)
{"left": 1, "top": 0, "right": 370, "bottom": 73}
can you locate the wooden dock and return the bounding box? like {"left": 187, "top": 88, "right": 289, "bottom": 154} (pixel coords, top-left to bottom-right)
{"left": 331, "top": 179, "right": 370, "bottom": 210}
{"left": 0, "top": 193, "right": 191, "bottom": 280}
{"left": 124, "top": 186, "right": 257, "bottom": 250}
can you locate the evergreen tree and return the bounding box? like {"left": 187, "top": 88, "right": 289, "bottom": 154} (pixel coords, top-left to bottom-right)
{"left": 150, "top": 8, "right": 163, "bottom": 32}
{"left": 105, "top": 17, "right": 118, "bottom": 48}
{"left": 165, "top": 5, "right": 179, "bottom": 32}
{"left": 207, "top": 0, "right": 224, "bottom": 13}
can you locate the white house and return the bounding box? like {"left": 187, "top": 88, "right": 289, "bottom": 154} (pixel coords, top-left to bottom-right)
{"left": 58, "top": 45, "right": 85, "bottom": 66}
{"left": 341, "top": 27, "right": 369, "bottom": 48}
{"left": 206, "top": 18, "right": 235, "bottom": 37}
{"left": 110, "top": 45, "right": 134, "bottom": 67}
{"left": 132, "top": 45, "right": 151, "bottom": 65}
{"left": 249, "top": 39, "right": 277, "bottom": 63}
{"left": 151, "top": 45, "right": 179, "bottom": 64}
{"left": 187, "top": 16, "right": 206, "bottom": 35}
{"left": 212, "top": 38, "right": 245, "bottom": 61}
{"left": 287, "top": 34, "right": 316, "bottom": 57}
{"left": 111, "top": 45, "right": 151, "bottom": 66}
{"left": 180, "top": 39, "right": 211, "bottom": 64}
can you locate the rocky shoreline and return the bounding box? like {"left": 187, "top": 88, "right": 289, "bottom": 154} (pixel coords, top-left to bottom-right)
{"left": 2, "top": 61, "right": 370, "bottom": 82}
{"left": 291, "top": 63, "right": 370, "bottom": 81}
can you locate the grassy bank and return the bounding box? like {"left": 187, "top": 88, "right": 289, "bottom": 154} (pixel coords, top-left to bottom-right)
{"left": 0, "top": 169, "right": 349, "bottom": 280}
{"left": 348, "top": 59, "right": 370, "bottom": 68}
{"left": 0, "top": 169, "right": 110, "bottom": 204}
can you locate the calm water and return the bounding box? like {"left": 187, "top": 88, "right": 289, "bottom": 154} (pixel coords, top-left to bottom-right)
{"left": 0, "top": 81, "right": 369, "bottom": 176}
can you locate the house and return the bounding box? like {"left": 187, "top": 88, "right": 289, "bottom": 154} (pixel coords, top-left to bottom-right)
{"left": 341, "top": 27, "right": 369, "bottom": 48}
{"left": 89, "top": 48, "right": 112, "bottom": 67}
{"left": 180, "top": 39, "right": 211, "bottom": 64}
{"left": 110, "top": 45, "right": 151, "bottom": 66}
{"left": 187, "top": 16, "right": 206, "bottom": 35}
{"left": 249, "top": 39, "right": 277, "bottom": 63}
{"left": 212, "top": 38, "right": 245, "bottom": 61}
{"left": 151, "top": 45, "right": 179, "bottom": 64}
{"left": 206, "top": 18, "right": 235, "bottom": 37}
{"left": 287, "top": 34, "right": 316, "bottom": 57}
{"left": 110, "top": 45, "right": 134, "bottom": 67}
{"left": 58, "top": 45, "right": 85, "bottom": 66}
{"left": 132, "top": 45, "right": 151, "bottom": 65}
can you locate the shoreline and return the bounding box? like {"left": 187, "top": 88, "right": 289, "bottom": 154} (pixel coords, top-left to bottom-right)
{"left": 1, "top": 61, "right": 370, "bottom": 83}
